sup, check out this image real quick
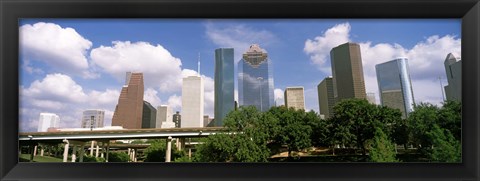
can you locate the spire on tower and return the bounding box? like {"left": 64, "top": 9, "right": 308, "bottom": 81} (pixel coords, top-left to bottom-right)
{"left": 197, "top": 52, "right": 201, "bottom": 76}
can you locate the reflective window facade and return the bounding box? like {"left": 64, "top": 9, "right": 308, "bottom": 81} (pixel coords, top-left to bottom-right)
{"left": 214, "top": 48, "right": 235, "bottom": 126}
{"left": 238, "top": 44, "right": 274, "bottom": 112}
{"left": 376, "top": 58, "right": 415, "bottom": 118}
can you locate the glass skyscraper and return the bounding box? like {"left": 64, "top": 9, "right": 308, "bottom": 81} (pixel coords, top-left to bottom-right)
{"left": 214, "top": 48, "right": 235, "bottom": 126}
{"left": 238, "top": 44, "right": 274, "bottom": 112}
{"left": 376, "top": 57, "right": 415, "bottom": 118}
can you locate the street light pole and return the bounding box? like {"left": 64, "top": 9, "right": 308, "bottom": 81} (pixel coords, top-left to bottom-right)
{"left": 438, "top": 76, "right": 446, "bottom": 102}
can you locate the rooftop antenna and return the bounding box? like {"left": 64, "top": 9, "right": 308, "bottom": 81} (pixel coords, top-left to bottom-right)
{"left": 197, "top": 52, "right": 201, "bottom": 76}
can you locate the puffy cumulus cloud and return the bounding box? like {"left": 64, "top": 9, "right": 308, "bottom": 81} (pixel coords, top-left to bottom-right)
{"left": 144, "top": 88, "right": 163, "bottom": 108}
{"left": 205, "top": 22, "right": 277, "bottom": 63}
{"left": 304, "top": 22, "right": 460, "bottom": 106}
{"left": 304, "top": 23, "right": 351, "bottom": 74}
{"left": 19, "top": 73, "right": 121, "bottom": 132}
{"left": 21, "top": 73, "right": 88, "bottom": 103}
{"left": 90, "top": 41, "right": 183, "bottom": 92}
{"left": 19, "top": 22, "right": 94, "bottom": 78}
{"left": 167, "top": 94, "right": 182, "bottom": 111}
{"left": 274, "top": 88, "right": 284, "bottom": 106}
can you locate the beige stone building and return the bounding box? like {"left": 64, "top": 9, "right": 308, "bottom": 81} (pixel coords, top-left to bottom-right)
{"left": 284, "top": 87, "right": 305, "bottom": 110}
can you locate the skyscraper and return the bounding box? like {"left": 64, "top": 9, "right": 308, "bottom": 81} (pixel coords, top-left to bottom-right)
{"left": 214, "top": 48, "right": 235, "bottom": 126}
{"left": 37, "top": 113, "right": 59, "bottom": 132}
{"left": 81, "top": 109, "right": 105, "bottom": 128}
{"left": 142, "top": 101, "right": 157, "bottom": 129}
{"left": 284, "top": 87, "right": 305, "bottom": 110}
{"left": 182, "top": 75, "right": 204, "bottom": 128}
{"left": 157, "top": 105, "right": 175, "bottom": 128}
{"left": 376, "top": 57, "right": 415, "bottom": 118}
{"left": 330, "top": 42, "right": 366, "bottom": 103}
{"left": 173, "top": 111, "right": 181, "bottom": 128}
{"left": 238, "top": 44, "right": 275, "bottom": 112}
{"left": 444, "top": 53, "right": 462, "bottom": 102}
{"left": 112, "top": 72, "right": 144, "bottom": 129}
{"left": 317, "top": 77, "right": 335, "bottom": 119}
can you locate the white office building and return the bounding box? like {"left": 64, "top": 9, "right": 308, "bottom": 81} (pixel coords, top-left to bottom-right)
{"left": 81, "top": 109, "right": 105, "bottom": 128}
{"left": 156, "top": 105, "right": 175, "bottom": 128}
{"left": 37, "top": 113, "right": 60, "bottom": 132}
{"left": 181, "top": 75, "right": 204, "bottom": 128}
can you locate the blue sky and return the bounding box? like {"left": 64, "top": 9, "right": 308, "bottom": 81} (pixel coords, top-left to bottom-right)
{"left": 19, "top": 19, "right": 461, "bottom": 132}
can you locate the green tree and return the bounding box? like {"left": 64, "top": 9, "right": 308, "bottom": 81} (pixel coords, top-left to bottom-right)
{"left": 144, "top": 139, "right": 185, "bottom": 162}
{"left": 108, "top": 152, "right": 129, "bottom": 162}
{"left": 407, "top": 102, "right": 440, "bottom": 148}
{"left": 330, "top": 99, "right": 401, "bottom": 155}
{"left": 195, "top": 106, "right": 275, "bottom": 162}
{"left": 268, "top": 106, "right": 312, "bottom": 158}
{"left": 426, "top": 124, "right": 461, "bottom": 162}
{"left": 437, "top": 100, "right": 461, "bottom": 141}
{"left": 369, "top": 127, "right": 398, "bottom": 162}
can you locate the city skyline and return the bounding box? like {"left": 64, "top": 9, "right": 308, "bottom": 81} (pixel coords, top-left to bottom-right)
{"left": 19, "top": 19, "right": 461, "bottom": 132}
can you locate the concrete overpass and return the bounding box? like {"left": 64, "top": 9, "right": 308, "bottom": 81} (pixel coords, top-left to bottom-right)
{"left": 18, "top": 127, "right": 226, "bottom": 163}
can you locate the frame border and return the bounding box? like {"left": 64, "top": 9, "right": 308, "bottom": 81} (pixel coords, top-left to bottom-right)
{"left": 1, "top": 0, "right": 479, "bottom": 181}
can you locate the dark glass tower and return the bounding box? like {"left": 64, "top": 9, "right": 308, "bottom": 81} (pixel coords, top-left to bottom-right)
{"left": 214, "top": 48, "right": 235, "bottom": 126}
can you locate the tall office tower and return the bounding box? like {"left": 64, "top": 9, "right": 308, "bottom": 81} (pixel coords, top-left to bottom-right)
{"left": 366, "top": 93, "right": 376, "bottom": 105}
{"left": 156, "top": 105, "right": 175, "bottom": 128}
{"left": 284, "top": 87, "right": 305, "bottom": 110}
{"left": 37, "top": 113, "right": 59, "bottom": 132}
{"left": 112, "top": 72, "right": 144, "bottom": 129}
{"left": 81, "top": 109, "right": 105, "bottom": 128}
{"left": 173, "top": 111, "right": 181, "bottom": 128}
{"left": 444, "top": 53, "right": 462, "bottom": 102}
{"left": 214, "top": 48, "right": 235, "bottom": 126}
{"left": 182, "top": 75, "right": 204, "bottom": 128}
{"left": 238, "top": 44, "right": 275, "bottom": 112}
{"left": 317, "top": 77, "right": 335, "bottom": 119}
{"left": 141, "top": 101, "right": 157, "bottom": 129}
{"left": 330, "top": 42, "right": 367, "bottom": 103}
{"left": 376, "top": 57, "right": 415, "bottom": 118}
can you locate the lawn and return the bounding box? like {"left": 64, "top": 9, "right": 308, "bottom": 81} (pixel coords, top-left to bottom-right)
{"left": 19, "top": 154, "right": 64, "bottom": 162}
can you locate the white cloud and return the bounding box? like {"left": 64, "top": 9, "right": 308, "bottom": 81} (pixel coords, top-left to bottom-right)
{"left": 20, "top": 73, "right": 121, "bottom": 132}
{"left": 144, "top": 88, "right": 163, "bottom": 108}
{"left": 303, "top": 22, "right": 460, "bottom": 106}
{"left": 304, "top": 23, "right": 351, "bottom": 74}
{"left": 91, "top": 41, "right": 184, "bottom": 92}
{"left": 20, "top": 22, "right": 94, "bottom": 78}
{"left": 167, "top": 94, "right": 182, "bottom": 111}
{"left": 205, "top": 22, "right": 277, "bottom": 63}
{"left": 274, "top": 88, "right": 284, "bottom": 106}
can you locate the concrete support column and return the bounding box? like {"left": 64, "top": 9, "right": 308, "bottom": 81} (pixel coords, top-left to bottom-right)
{"left": 132, "top": 149, "right": 136, "bottom": 162}
{"left": 100, "top": 142, "right": 105, "bottom": 158}
{"left": 105, "top": 141, "right": 110, "bottom": 162}
{"left": 40, "top": 148, "right": 44, "bottom": 156}
{"left": 128, "top": 148, "right": 132, "bottom": 162}
{"left": 134, "top": 149, "right": 137, "bottom": 162}
{"left": 188, "top": 148, "right": 192, "bottom": 160}
{"left": 33, "top": 145, "right": 38, "bottom": 156}
{"left": 63, "top": 140, "right": 69, "bottom": 162}
{"left": 166, "top": 136, "right": 172, "bottom": 162}
{"left": 90, "top": 141, "right": 95, "bottom": 156}
{"left": 95, "top": 144, "right": 100, "bottom": 158}
{"left": 79, "top": 143, "right": 85, "bottom": 162}
{"left": 71, "top": 145, "right": 77, "bottom": 162}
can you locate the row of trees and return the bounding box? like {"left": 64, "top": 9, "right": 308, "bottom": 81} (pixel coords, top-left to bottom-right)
{"left": 192, "top": 99, "right": 461, "bottom": 162}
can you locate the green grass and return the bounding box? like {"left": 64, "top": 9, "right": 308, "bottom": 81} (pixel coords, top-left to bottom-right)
{"left": 19, "top": 154, "right": 64, "bottom": 162}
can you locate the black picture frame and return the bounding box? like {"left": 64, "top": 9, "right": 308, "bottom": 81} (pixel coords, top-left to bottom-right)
{"left": 1, "top": 0, "right": 479, "bottom": 180}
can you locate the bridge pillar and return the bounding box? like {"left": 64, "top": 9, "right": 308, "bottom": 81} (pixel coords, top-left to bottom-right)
{"left": 90, "top": 141, "right": 95, "bottom": 156}
{"left": 33, "top": 145, "right": 37, "bottom": 156}
{"left": 79, "top": 142, "right": 85, "bottom": 162}
{"left": 105, "top": 141, "right": 110, "bottom": 162}
{"left": 95, "top": 144, "right": 99, "bottom": 158}
{"left": 40, "top": 147, "right": 44, "bottom": 156}
{"left": 63, "top": 141, "right": 69, "bottom": 162}
{"left": 188, "top": 148, "right": 192, "bottom": 160}
{"left": 166, "top": 136, "right": 172, "bottom": 162}
{"left": 71, "top": 145, "right": 77, "bottom": 162}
